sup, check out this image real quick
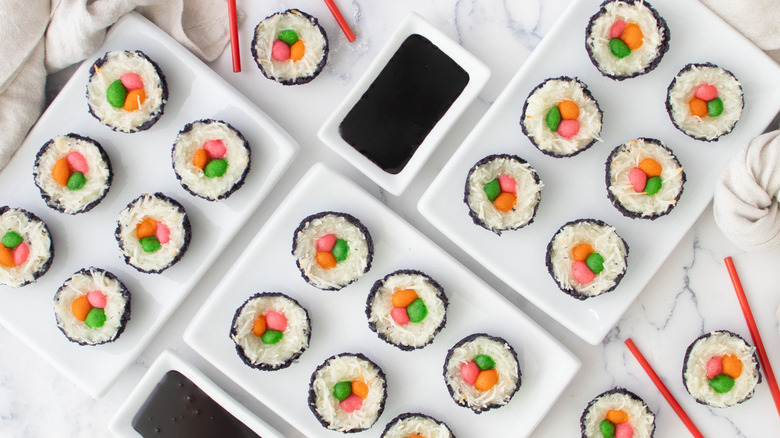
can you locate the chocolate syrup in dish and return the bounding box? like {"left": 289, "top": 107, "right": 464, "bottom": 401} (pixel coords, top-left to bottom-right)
{"left": 338, "top": 33, "right": 470, "bottom": 174}
{"left": 132, "top": 370, "right": 259, "bottom": 437}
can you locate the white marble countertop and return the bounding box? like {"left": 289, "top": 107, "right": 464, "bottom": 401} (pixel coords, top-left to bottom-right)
{"left": 2, "top": 0, "right": 780, "bottom": 437}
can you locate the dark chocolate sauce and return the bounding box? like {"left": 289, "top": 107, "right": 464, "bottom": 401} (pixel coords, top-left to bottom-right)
{"left": 132, "top": 370, "right": 260, "bottom": 438}
{"left": 338, "top": 34, "right": 470, "bottom": 174}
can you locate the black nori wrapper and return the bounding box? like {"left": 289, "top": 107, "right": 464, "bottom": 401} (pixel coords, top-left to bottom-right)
{"left": 308, "top": 352, "right": 387, "bottom": 433}
{"left": 380, "top": 412, "right": 456, "bottom": 438}
{"left": 229, "top": 291, "right": 311, "bottom": 371}
{"left": 251, "top": 9, "right": 329, "bottom": 86}
{"left": 604, "top": 137, "right": 686, "bottom": 220}
{"left": 544, "top": 218, "right": 629, "bottom": 300}
{"left": 442, "top": 333, "right": 521, "bottom": 414}
{"left": 579, "top": 387, "right": 655, "bottom": 438}
{"left": 0, "top": 206, "right": 54, "bottom": 287}
{"left": 53, "top": 267, "right": 131, "bottom": 346}
{"left": 585, "top": 0, "right": 671, "bottom": 81}
{"left": 365, "top": 269, "right": 448, "bottom": 351}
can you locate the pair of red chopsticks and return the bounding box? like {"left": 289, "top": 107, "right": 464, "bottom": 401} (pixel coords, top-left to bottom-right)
{"left": 226, "top": 0, "right": 356, "bottom": 73}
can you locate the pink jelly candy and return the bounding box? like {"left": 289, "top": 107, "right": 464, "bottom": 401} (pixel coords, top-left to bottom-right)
{"left": 272, "top": 40, "right": 291, "bottom": 61}
{"left": 609, "top": 19, "right": 627, "bottom": 39}
{"left": 155, "top": 222, "right": 170, "bottom": 244}
{"left": 390, "top": 307, "right": 410, "bottom": 326}
{"left": 557, "top": 119, "right": 580, "bottom": 139}
{"left": 498, "top": 174, "right": 517, "bottom": 194}
{"left": 339, "top": 394, "right": 363, "bottom": 413}
{"left": 615, "top": 422, "right": 634, "bottom": 438}
{"left": 706, "top": 356, "right": 723, "bottom": 379}
{"left": 120, "top": 73, "right": 144, "bottom": 90}
{"left": 66, "top": 152, "right": 89, "bottom": 174}
{"left": 203, "top": 139, "right": 227, "bottom": 159}
{"left": 694, "top": 84, "right": 718, "bottom": 102}
{"left": 460, "top": 360, "right": 480, "bottom": 385}
{"left": 572, "top": 261, "right": 596, "bottom": 284}
{"left": 316, "top": 234, "right": 337, "bottom": 252}
{"left": 628, "top": 167, "right": 647, "bottom": 192}
{"left": 265, "top": 310, "right": 288, "bottom": 332}
{"left": 12, "top": 242, "right": 28, "bottom": 266}
{"left": 87, "top": 290, "right": 107, "bottom": 309}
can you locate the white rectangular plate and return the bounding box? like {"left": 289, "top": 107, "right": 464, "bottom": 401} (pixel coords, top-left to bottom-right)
{"left": 184, "top": 163, "right": 580, "bottom": 438}
{"left": 108, "top": 349, "right": 285, "bottom": 438}
{"left": 0, "top": 12, "right": 298, "bottom": 397}
{"left": 418, "top": 0, "right": 780, "bottom": 345}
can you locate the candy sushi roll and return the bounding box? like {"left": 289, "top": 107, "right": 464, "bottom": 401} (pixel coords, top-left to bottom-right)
{"left": 682, "top": 330, "right": 761, "bottom": 408}
{"left": 252, "top": 9, "right": 329, "bottom": 85}
{"left": 606, "top": 138, "right": 685, "bottom": 219}
{"left": 366, "top": 269, "right": 448, "bottom": 351}
{"left": 443, "top": 333, "right": 521, "bottom": 414}
{"left": 230, "top": 292, "right": 311, "bottom": 371}
{"left": 115, "top": 193, "right": 191, "bottom": 274}
{"left": 52, "top": 267, "right": 131, "bottom": 346}
{"left": 33, "top": 134, "right": 113, "bottom": 214}
{"left": 521, "top": 77, "right": 603, "bottom": 158}
{"left": 580, "top": 388, "right": 655, "bottom": 438}
{"left": 292, "top": 212, "right": 373, "bottom": 291}
{"left": 171, "top": 119, "right": 251, "bottom": 201}
{"left": 86, "top": 50, "right": 168, "bottom": 133}
{"left": 585, "top": 0, "right": 670, "bottom": 81}
{"left": 666, "top": 63, "right": 743, "bottom": 141}
{"left": 308, "top": 353, "right": 387, "bottom": 433}
{"left": 0, "top": 207, "right": 54, "bottom": 288}
{"left": 546, "top": 219, "right": 629, "bottom": 300}
{"left": 381, "top": 412, "right": 455, "bottom": 438}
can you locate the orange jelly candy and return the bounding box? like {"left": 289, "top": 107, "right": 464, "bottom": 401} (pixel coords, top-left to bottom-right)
{"left": 192, "top": 149, "right": 209, "bottom": 170}
{"left": 638, "top": 158, "right": 662, "bottom": 177}
{"left": 605, "top": 409, "right": 629, "bottom": 424}
{"left": 316, "top": 251, "right": 337, "bottom": 270}
{"left": 392, "top": 289, "right": 418, "bottom": 307}
{"left": 474, "top": 369, "right": 499, "bottom": 392}
{"left": 351, "top": 380, "right": 369, "bottom": 399}
{"left": 557, "top": 100, "right": 579, "bottom": 120}
{"left": 0, "top": 245, "right": 15, "bottom": 268}
{"left": 71, "top": 295, "right": 92, "bottom": 322}
{"left": 252, "top": 313, "right": 267, "bottom": 337}
{"left": 722, "top": 354, "right": 743, "bottom": 379}
{"left": 621, "top": 23, "right": 644, "bottom": 50}
{"left": 123, "top": 88, "right": 146, "bottom": 111}
{"left": 689, "top": 97, "right": 708, "bottom": 118}
{"left": 52, "top": 157, "right": 71, "bottom": 186}
{"left": 135, "top": 217, "right": 158, "bottom": 239}
{"left": 571, "top": 243, "right": 594, "bottom": 262}
{"left": 493, "top": 192, "right": 517, "bottom": 212}
{"left": 290, "top": 40, "right": 305, "bottom": 61}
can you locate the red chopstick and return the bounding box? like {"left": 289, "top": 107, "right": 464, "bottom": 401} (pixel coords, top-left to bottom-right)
{"left": 625, "top": 338, "right": 704, "bottom": 438}
{"left": 724, "top": 256, "right": 780, "bottom": 418}
{"left": 323, "top": 0, "right": 356, "bottom": 42}
{"left": 227, "top": 0, "right": 241, "bottom": 72}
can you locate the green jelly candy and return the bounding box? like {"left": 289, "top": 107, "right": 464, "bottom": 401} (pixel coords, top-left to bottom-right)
{"left": 585, "top": 252, "right": 605, "bottom": 274}
{"left": 84, "top": 308, "right": 106, "bottom": 328}
{"left": 106, "top": 79, "right": 128, "bottom": 108}
{"left": 67, "top": 171, "right": 87, "bottom": 191}
{"left": 139, "top": 236, "right": 161, "bottom": 253}
{"left": 609, "top": 38, "right": 631, "bottom": 58}
{"left": 261, "top": 329, "right": 283, "bottom": 345}
{"left": 277, "top": 29, "right": 299, "bottom": 46}
{"left": 332, "top": 238, "right": 349, "bottom": 263}
{"left": 545, "top": 106, "right": 561, "bottom": 132}
{"left": 600, "top": 419, "right": 616, "bottom": 438}
{"left": 333, "top": 381, "right": 352, "bottom": 401}
{"left": 483, "top": 178, "right": 501, "bottom": 202}
{"left": 2, "top": 231, "right": 23, "bottom": 249}
{"left": 644, "top": 176, "right": 662, "bottom": 196}
{"left": 707, "top": 97, "right": 724, "bottom": 117}
{"left": 204, "top": 158, "right": 228, "bottom": 178}
{"left": 709, "top": 374, "right": 735, "bottom": 393}
{"left": 474, "top": 354, "right": 496, "bottom": 370}
{"left": 407, "top": 298, "right": 428, "bottom": 323}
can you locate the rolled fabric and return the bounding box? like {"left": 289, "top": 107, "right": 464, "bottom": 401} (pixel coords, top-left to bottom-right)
{"left": 713, "top": 130, "right": 780, "bottom": 251}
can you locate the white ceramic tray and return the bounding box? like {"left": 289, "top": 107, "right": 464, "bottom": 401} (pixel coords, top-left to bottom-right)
{"left": 108, "top": 349, "right": 285, "bottom": 438}
{"left": 417, "top": 0, "right": 780, "bottom": 345}
{"left": 184, "top": 163, "right": 580, "bottom": 438}
{"left": 0, "top": 13, "right": 298, "bottom": 397}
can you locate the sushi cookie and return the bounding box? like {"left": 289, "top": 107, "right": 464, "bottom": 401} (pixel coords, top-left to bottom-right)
{"left": 381, "top": 412, "right": 455, "bottom": 438}
{"left": 115, "top": 193, "right": 191, "bottom": 274}
{"left": 366, "top": 269, "right": 448, "bottom": 351}
{"left": 0, "top": 207, "right": 54, "bottom": 288}
{"left": 86, "top": 50, "right": 168, "bottom": 133}
{"left": 666, "top": 63, "right": 743, "bottom": 141}
{"left": 580, "top": 388, "right": 655, "bottom": 438}
{"left": 252, "top": 9, "right": 329, "bottom": 85}
{"left": 546, "top": 219, "right": 629, "bottom": 299}
{"left": 443, "top": 333, "right": 521, "bottom": 414}
{"left": 292, "top": 211, "right": 373, "bottom": 291}
{"left": 606, "top": 138, "right": 685, "bottom": 219}
{"left": 33, "top": 134, "right": 113, "bottom": 214}
{"left": 53, "top": 267, "right": 131, "bottom": 346}
{"left": 230, "top": 292, "right": 311, "bottom": 371}
{"left": 308, "top": 353, "right": 387, "bottom": 433}
{"left": 521, "top": 77, "right": 603, "bottom": 157}
{"left": 682, "top": 330, "right": 761, "bottom": 408}
{"left": 464, "top": 154, "right": 543, "bottom": 235}
{"left": 171, "top": 119, "right": 251, "bottom": 201}
{"left": 585, "top": 0, "right": 670, "bottom": 80}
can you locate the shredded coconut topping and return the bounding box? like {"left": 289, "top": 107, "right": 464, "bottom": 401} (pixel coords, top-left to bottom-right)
{"left": 254, "top": 11, "right": 327, "bottom": 82}
{"left": 382, "top": 414, "right": 453, "bottom": 438}
{"left": 582, "top": 391, "right": 655, "bottom": 438}
{"left": 0, "top": 209, "right": 51, "bottom": 288}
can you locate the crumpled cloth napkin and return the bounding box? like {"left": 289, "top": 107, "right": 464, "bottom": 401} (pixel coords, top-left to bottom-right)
{"left": 0, "top": 0, "right": 231, "bottom": 171}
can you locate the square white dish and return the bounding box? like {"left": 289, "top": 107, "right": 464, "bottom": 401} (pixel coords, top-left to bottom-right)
{"left": 184, "top": 163, "right": 580, "bottom": 438}
{"left": 418, "top": 0, "right": 780, "bottom": 345}
{"left": 318, "top": 12, "right": 490, "bottom": 196}
{"left": 108, "top": 349, "right": 285, "bottom": 438}
{"left": 0, "top": 12, "right": 298, "bottom": 397}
